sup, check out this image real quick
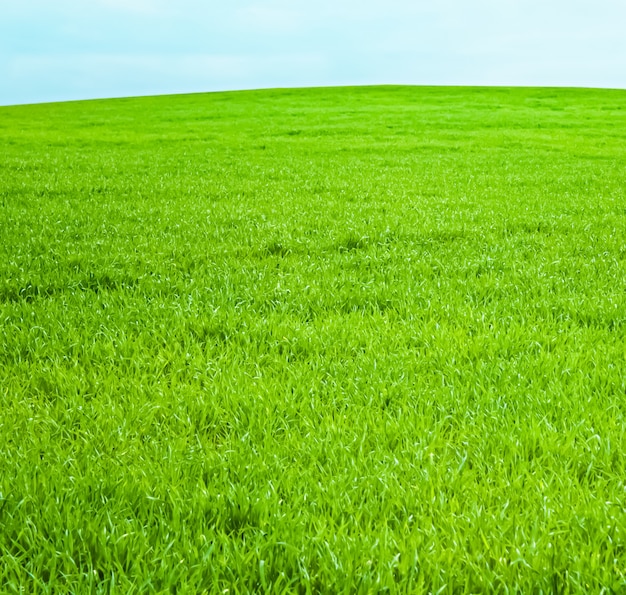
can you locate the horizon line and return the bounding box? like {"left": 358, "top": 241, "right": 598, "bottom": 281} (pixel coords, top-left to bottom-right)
{"left": 2, "top": 82, "right": 626, "bottom": 108}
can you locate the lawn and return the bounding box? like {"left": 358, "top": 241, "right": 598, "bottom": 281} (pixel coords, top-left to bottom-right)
{"left": 1, "top": 85, "right": 626, "bottom": 592}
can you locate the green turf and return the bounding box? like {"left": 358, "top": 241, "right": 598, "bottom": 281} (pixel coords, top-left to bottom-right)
{"left": 1, "top": 85, "right": 626, "bottom": 592}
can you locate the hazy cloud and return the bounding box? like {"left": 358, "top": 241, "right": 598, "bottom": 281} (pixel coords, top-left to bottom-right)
{"left": 95, "top": 0, "right": 168, "bottom": 13}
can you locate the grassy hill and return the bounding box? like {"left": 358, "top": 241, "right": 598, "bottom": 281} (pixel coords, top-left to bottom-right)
{"left": 1, "top": 85, "right": 626, "bottom": 592}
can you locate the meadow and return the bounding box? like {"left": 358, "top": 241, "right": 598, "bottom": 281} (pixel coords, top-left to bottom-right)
{"left": 1, "top": 85, "right": 626, "bottom": 593}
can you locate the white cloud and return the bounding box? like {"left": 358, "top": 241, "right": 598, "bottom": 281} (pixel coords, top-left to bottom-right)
{"left": 235, "top": 3, "right": 305, "bottom": 33}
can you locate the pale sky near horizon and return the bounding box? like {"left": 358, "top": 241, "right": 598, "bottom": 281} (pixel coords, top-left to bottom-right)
{"left": 1, "top": 0, "right": 625, "bottom": 105}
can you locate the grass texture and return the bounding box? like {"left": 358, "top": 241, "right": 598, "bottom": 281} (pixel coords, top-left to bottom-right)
{"left": 1, "top": 86, "right": 626, "bottom": 593}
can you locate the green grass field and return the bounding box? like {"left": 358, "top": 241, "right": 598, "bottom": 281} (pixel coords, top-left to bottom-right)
{"left": 1, "top": 85, "right": 626, "bottom": 593}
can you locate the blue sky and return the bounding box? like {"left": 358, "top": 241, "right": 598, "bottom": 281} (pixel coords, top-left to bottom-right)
{"left": 1, "top": 0, "right": 625, "bottom": 105}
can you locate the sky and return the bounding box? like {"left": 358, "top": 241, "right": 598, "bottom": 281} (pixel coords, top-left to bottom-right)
{"left": 1, "top": 0, "right": 625, "bottom": 105}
